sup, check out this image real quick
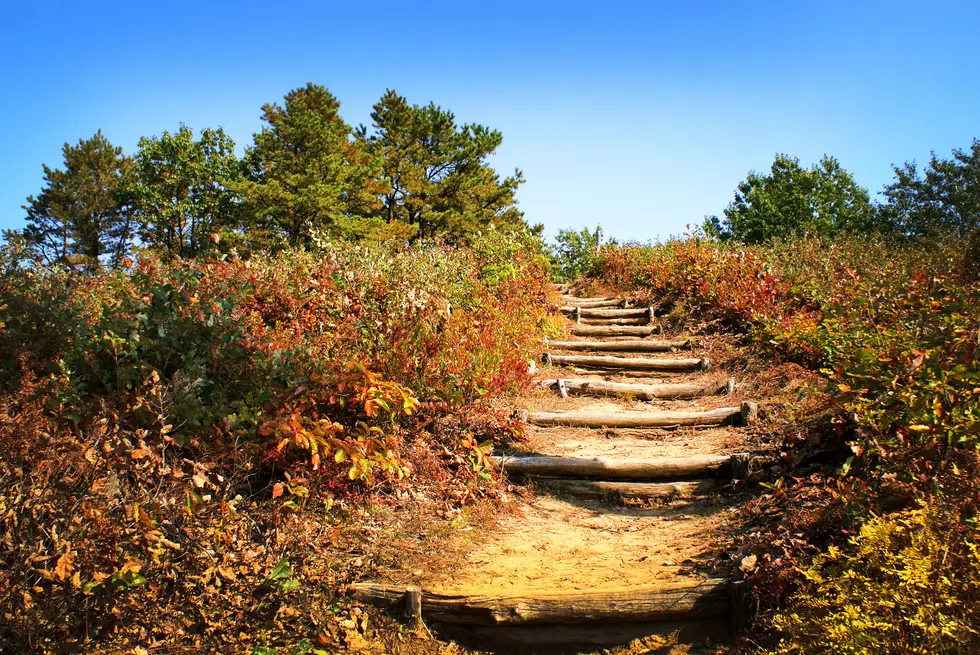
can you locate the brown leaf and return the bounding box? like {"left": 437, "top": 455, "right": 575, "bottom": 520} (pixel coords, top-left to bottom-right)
{"left": 54, "top": 547, "right": 74, "bottom": 582}
{"left": 272, "top": 482, "right": 284, "bottom": 499}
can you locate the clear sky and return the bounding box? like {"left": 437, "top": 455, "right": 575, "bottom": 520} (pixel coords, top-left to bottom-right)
{"left": 2, "top": 0, "right": 978, "bottom": 242}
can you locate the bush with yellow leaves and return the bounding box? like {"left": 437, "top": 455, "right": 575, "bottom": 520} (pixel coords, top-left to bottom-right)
{"left": 769, "top": 503, "right": 980, "bottom": 655}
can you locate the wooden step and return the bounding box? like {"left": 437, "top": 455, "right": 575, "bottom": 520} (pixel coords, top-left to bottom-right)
{"left": 349, "top": 579, "right": 730, "bottom": 625}
{"left": 546, "top": 339, "right": 690, "bottom": 352}
{"left": 490, "top": 454, "right": 733, "bottom": 480}
{"left": 578, "top": 317, "right": 651, "bottom": 326}
{"left": 544, "top": 353, "right": 709, "bottom": 372}
{"left": 537, "top": 377, "right": 733, "bottom": 400}
{"left": 528, "top": 403, "right": 757, "bottom": 428}
{"left": 538, "top": 478, "right": 717, "bottom": 502}
{"left": 569, "top": 325, "right": 661, "bottom": 337}
{"left": 559, "top": 307, "right": 651, "bottom": 319}
{"left": 563, "top": 298, "right": 626, "bottom": 308}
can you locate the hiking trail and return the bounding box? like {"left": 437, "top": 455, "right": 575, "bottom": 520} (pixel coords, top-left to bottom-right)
{"left": 353, "top": 284, "right": 764, "bottom": 654}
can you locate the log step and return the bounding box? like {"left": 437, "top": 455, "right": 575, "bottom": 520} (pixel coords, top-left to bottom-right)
{"left": 569, "top": 325, "right": 661, "bottom": 337}
{"left": 529, "top": 403, "right": 757, "bottom": 428}
{"left": 559, "top": 307, "right": 650, "bottom": 318}
{"left": 563, "top": 298, "right": 626, "bottom": 308}
{"left": 538, "top": 377, "right": 733, "bottom": 400}
{"left": 544, "top": 353, "right": 709, "bottom": 372}
{"left": 546, "top": 339, "right": 691, "bottom": 352}
{"left": 538, "top": 478, "right": 717, "bottom": 502}
{"left": 579, "top": 317, "right": 651, "bottom": 326}
{"left": 348, "top": 579, "right": 730, "bottom": 625}
{"left": 490, "top": 453, "right": 733, "bottom": 480}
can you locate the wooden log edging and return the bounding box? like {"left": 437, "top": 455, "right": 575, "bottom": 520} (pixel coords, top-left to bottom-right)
{"left": 559, "top": 307, "right": 650, "bottom": 319}
{"left": 543, "top": 353, "right": 709, "bottom": 372}
{"left": 546, "top": 339, "right": 691, "bottom": 352}
{"left": 528, "top": 405, "right": 751, "bottom": 428}
{"left": 569, "top": 325, "right": 661, "bottom": 337}
{"left": 538, "top": 478, "right": 716, "bottom": 501}
{"left": 489, "top": 454, "right": 732, "bottom": 480}
{"left": 564, "top": 298, "right": 626, "bottom": 308}
{"left": 578, "top": 317, "right": 650, "bottom": 326}
{"left": 348, "top": 579, "right": 731, "bottom": 625}
{"left": 537, "top": 377, "right": 733, "bottom": 400}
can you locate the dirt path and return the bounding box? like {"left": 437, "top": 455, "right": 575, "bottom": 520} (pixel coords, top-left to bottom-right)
{"left": 354, "top": 287, "right": 761, "bottom": 654}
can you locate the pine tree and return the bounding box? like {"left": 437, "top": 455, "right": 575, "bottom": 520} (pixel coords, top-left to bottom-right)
{"left": 240, "top": 84, "right": 384, "bottom": 245}
{"left": 369, "top": 90, "right": 525, "bottom": 241}
{"left": 23, "top": 131, "right": 135, "bottom": 270}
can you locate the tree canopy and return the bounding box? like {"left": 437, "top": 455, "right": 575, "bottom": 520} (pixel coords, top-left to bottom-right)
{"left": 368, "top": 89, "right": 525, "bottom": 241}
{"left": 133, "top": 125, "right": 241, "bottom": 258}
{"left": 23, "top": 131, "right": 135, "bottom": 271}
{"left": 882, "top": 139, "right": 980, "bottom": 238}
{"left": 705, "top": 154, "right": 878, "bottom": 243}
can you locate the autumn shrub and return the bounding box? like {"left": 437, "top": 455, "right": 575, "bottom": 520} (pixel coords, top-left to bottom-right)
{"left": 769, "top": 502, "right": 980, "bottom": 655}
{"left": 581, "top": 233, "right": 980, "bottom": 652}
{"left": 0, "top": 232, "right": 549, "bottom": 652}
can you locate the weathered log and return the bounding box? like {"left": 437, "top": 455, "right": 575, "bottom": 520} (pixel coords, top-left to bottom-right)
{"left": 564, "top": 298, "right": 626, "bottom": 308}
{"left": 546, "top": 339, "right": 691, "bottom": 352}
{"left": 545, "top": 353, "right": 709, "bottom": 372}
{"left": 348, "top": 579, "right": 730, "bottom": 625}
{"left": 529, "top": 406, "right": 741, "bottom": 428}
{"left": 538, "top": 478, "right": 717, "bottom": 501}
{"left": 490, "top": 454, "right": 732, "bottom": 480}
{"left": 740, "top": 401, "right": 758, "bottom": 426}
{"left": 537, "top": 377, "right": 733, "bottom": 400}
{"left": 569, "top": 325, "right": 661, "bottom": 337}
{"left": 559, "top": 307, "right": 650, "bottom": 318}
{"left": 579, "top": 317, "right": 650, "bottom": 326}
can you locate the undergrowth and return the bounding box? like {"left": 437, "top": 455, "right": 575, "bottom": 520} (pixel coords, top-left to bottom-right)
{"left": 0, "top": 232, "right": 549, "bottom": 653}
{"left": 581, "top": 234, "right": 980, "bottom": 654}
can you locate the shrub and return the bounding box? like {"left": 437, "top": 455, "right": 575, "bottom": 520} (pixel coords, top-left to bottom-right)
{"left": 769, "top": 503, "right": 980, "bottom": 655}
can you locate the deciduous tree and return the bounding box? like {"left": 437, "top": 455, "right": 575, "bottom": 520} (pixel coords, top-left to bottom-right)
{"left": 133, "top": 125, "right": 241, "bottom": 258}
{"left": 706, "top": 154, "right": 878, "bottom": 243}
{"left": 882, "top": 139, "right": 980, "bottom": 238}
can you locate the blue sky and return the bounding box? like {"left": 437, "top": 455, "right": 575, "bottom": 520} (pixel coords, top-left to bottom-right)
{"left": 2, "top": 0, "right": 978, "bottom": 242}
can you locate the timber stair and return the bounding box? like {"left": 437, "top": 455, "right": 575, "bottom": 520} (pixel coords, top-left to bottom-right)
{"left": 353, "top": 286, "right": 761, "bottom": 653}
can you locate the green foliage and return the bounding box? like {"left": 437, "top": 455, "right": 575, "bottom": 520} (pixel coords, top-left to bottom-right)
{"left": 882, "top": 139, "right": 980, "bottom": 238}
{"left": 368, "top": 89, "right": 526, "bottom": 241}
{"left": 132, "top": 125, "right": 242, "bottom": 258}
{"left": 548, "top": 225, "right": 605, "bottom": 282}
{"left": 708, "top": 154, "right": 879, "bottom": 243}
{"left": 23, "top": 131, "right": 135, "bottom": 270}
{"left": 240, "top": 83, "right": 386, "bottom": 246}
{"left": 769, "top": 504, "right": 980, "bottom": 655}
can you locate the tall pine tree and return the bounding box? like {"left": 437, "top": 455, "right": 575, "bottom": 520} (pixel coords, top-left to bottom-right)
{"left": 240, "top": 84, "right": 384, "bottom": 245}
{"left": 369, "top": 89, "right": 525, "bottom": 241}
{"left": 23, "top": 131, "right": 135, "bottom": 270}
